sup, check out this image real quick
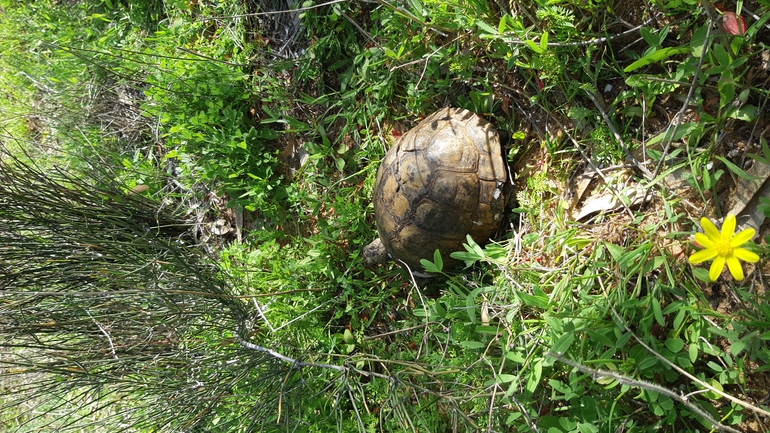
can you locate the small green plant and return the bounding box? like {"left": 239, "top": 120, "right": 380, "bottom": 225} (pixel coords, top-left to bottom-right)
{"left": 141, "top": 19, "right": 288, "bottom": 218}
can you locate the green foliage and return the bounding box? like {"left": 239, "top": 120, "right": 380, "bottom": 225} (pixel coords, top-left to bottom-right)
{"left": 3, "top": 0, "right": 770, "bottom": 432}
{"left": 137, "top": 5, "right": 293, "bottom": 219}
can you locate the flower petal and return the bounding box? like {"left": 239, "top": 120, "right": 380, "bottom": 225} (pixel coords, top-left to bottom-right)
{"left": 709, "top": 255, "right": 726, "bottom": 281}
{"left": 695, "top": 233, "right": 716, "bottom": 248}
{"left": 730, "top": 228, "right": 756, "bottom": 247}
{"left": 701, "top": 217, "right": 721, "bottom": 241}
{"left": 689, "top": 248, "right": 718, "bottom": 264}
{"left": 721, "top": 214, "right": 736, "bottom": 240}
{"left": 734, "top": 248, "right": 760, "bottom": 263}
{"left": 727, "top": 256, "right": 745, "bottom": 280}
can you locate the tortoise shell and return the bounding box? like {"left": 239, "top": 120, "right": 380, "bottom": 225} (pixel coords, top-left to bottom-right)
{"left": 371, "top": 107, "right": 507, "bottom": 273}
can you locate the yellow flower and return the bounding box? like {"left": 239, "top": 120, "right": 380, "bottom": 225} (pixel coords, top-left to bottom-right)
{"left": 689, "top": 214, "right": 759, "bottom": 281}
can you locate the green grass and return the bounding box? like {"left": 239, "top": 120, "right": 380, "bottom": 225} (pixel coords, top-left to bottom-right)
{"left": 2, "top": 0, "right": 770, "bottom": 432}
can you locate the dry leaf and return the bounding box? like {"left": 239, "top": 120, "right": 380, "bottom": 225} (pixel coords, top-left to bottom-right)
{"left": 565, "top": 160, "right": 598, "bottom": 213}
{"left": 210, "top": 218, "right": 233, "bottom": 236}
{"left": 129, "top": 184, "right": 150, "bottom": 195}
{"left": 576, "top": 185, "right": 648, "bottom": 221}
{"left": 727, "top": 159, "right": 770, "bottom": 231}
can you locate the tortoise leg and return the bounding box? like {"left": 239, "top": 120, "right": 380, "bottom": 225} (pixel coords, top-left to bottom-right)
{"left": 364, "top": 238, "right": 389, "bottom": 266}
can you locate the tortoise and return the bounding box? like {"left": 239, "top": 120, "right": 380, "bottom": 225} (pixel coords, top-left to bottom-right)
{"left": 364, "top": 107, "right": 508, "bottom": 275}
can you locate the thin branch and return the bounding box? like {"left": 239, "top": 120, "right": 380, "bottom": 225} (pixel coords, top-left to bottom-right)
{"left": 501, "top": 15, "right": 660, "bottom": 48}
{"left": 198, "top": 0, "right": 348, "bottom": 19}
{"left": 340, "top": 11, "right": 380, "bottom": 49}
{"left": 599, "top": 279, "right": 770, "bottom": 420}
{"left": 645, "top": 17, "right": 713, "bottom": 204}
{"left": 87, "top": 310, "right": 118, "bottom": 360}
{"left": 584, "top": 86, "right": 653, "bottom": 179}
{"left": 546, "top": 351, "right": 742, "bottom": 433}
{"left": 271, "top": 299, "right": 333, "bottom": 332}
{"left": 362, "top": 322, "right": 441, "bottom": 341}
{"left": 235, "top": 329, "right": 346, "bottom": 372}
{"left": 174, "top": 47, "right": 251, "bottom": 67}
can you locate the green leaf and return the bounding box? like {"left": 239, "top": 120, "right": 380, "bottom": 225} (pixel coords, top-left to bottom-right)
{"left": 343, "top": 329, "right": 355, "bottom": 344}
{"left": 624, "top": 46, "right": 689, "bottom": 72}
{"left": 643, "top": 255, "right": 667, "bottom": 274}
{"left": 496, "top": 374, "right": 517, "bottom": 383}
{"left": 609, "top": 243, "right": 651, "bottom": 273}
{"left": 450, "top": 250, "right": 482, "bottom": 265}
{"left": 703, "top": 379, "right": 724, "bottom": 400}
{"left": 433, "top": 300, "right": 446, "bottom": 319}
{"left": 692, "top": 267, "right": 711, "bottom": 282}
{"left": 550, "top": 332, "right": 574, "bottom": 356}
{"left": 420, "top": 257, "right": 440, "bottom": 273}
{"left": 452, "top": 235, "right": 486, "bottom": 265}
{"left": 652, "top": 297, "right": 665, "bottom": 326}
{"left": 625, "top": 74, "right": 661, "bottom": 88}
{"left": 715, "top": 156, "right": 760, "bottom": 181}
{"left": 525, "top": 359, "right": 543, "bottom": 394}
{"left": 525, "top": 39, "right": 544, "bottom": 54}
{"left": 739, "top": 88, "right": 751, "bottom": 104}
{"left": 588, "top": 330, "right": 615, "bottom": 348}
{"left": 406, "top": 0, "right": 423, "bottom": 15}
{"left": 637, "top": 355, "right": 658, "bottom": 370}
{"left": 646, "top": 122, "right": 701, "bottom": 145}
{"left": 258, "top": 128, "right": 280, "bottom": 140}
{"left": 475, "top": 326, "right": 499, "bottom": 335}
{"left": 512, "top": 131, "right": 527, "bottom": 140}
{"left": 728, "top": 104, "right": 758, "bottom": 121}
{"left": 712, "top": 43, "right": 731, "bottom": 66}
{"left": 420, "top": 250, "right": 446, "bottom": 273}
{"left": 640, "top": 27, "right": 658, "bottom": 48}
{"left": 577, "top": 423, "right": 599, "bottom": 433}
{"left": 465, "top": 285, "right": 494, "bottom": 323}
{"left": 498, "top": 15, "right": 509, "bottom": 34}
{"left": 665, "top": 338, "right": 685, "bottom": 353}
{"left": 476, "top": 20, "right": 497, "bottom": 35}
{"left": 433, "top": 249, "right": 443, "bottom": 272}
{"left": 707, "top": 360, "right": 724, "bottom": 372}
{"left": 745, "top": 6, "right": 770, "bottom": 41}
{"left": 718, "top": 76, "right": 736, "bottom": 109}
{"left": 689, "top": 344, "right": 698, "bottom": 363}
{"left": 672, "top": 307, "right": 686, "bottom": 330}
{"left": 605, "top": 243, "right": 625, "bottom": 261}
{"left": 516, "top": 290, "right": 549, "bottom": 309}
{"left": 506, "top": 351, "right": 526, "bottom": 363}
{"left": 730, "top": 339, "right": 746, "bottom": 356}
{"left": 459, "top": 340, "right": 486, "bottom": 349}
{"left": 702, "top": 166, "right": 714, "bottom": 189}
{"left": 690, "top": 24, "right": 708, "bottom": 57}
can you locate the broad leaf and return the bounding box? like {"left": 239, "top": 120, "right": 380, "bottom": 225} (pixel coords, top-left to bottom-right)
{"left": 624, "top": 47, "right": 689, "bottom": 72}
